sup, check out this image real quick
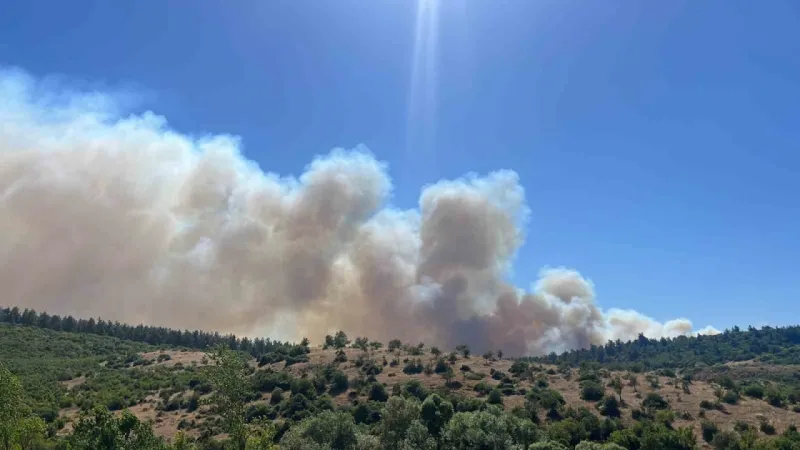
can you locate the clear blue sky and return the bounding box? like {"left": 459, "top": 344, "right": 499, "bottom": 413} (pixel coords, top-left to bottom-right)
{"left": 1, "top": 0, "right": 798, "bottom": 331}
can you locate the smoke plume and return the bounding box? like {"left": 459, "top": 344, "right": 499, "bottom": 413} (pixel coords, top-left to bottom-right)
{"left": 0, "top": 69, "right": 717, "bottom": 356}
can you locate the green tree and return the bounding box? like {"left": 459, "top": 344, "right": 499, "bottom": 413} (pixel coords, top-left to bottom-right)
{"left": 15, "top": 416, "right": 46, "bottom": 450}
{"left": 0, "top": 364, "right": 24, "bottom": 450}
{"left": 420, "top": 394, "right": 454, "bottom": 438}
{"left": 205, "top": 345, "right": 254, "bottom": 449}
{"left": 69, "top": 408, "right": 166, "bottom": 450}
{"left": 529, "top": 442, "right": 568, "bottom": 450}
{"left": 334, "top": 331, "right": 350, "bottom": 349}
{"left": 280, "top": 411, "right": 361, "bottom": 450}
{"left": 244, "top": 418, "right": 278, "bottom": 450}
{"left": 353, "top": 337, "right": 369, "bottom": 351}
{"left": 378, "top": 397, "right": 423, "bottom": 450}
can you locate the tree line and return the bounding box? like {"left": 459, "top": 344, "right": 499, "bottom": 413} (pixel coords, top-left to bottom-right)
{"left": 527, "top": 326, "right": 800, "bottom": 370}
{"left": 0, "top": 306, "right": 305, "bottom": 359}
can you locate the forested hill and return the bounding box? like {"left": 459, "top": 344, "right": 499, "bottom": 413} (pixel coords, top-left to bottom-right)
{"left": 528, "top": 326, "right": 800, "bottom": 369}
{"left": 4, "top": 305, "right": 800, "bottom": 369}
{"left": 0, "top": 305, "right": 304, "bottom": 358}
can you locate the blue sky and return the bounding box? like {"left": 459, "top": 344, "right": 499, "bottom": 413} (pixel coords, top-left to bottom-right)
{"left": 1, "top": 0, "right": 798, "bottom": 332}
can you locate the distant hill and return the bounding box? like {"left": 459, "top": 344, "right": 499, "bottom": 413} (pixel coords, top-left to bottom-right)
{"left": 527, "top": 326, "right": 800, "bottom": 370}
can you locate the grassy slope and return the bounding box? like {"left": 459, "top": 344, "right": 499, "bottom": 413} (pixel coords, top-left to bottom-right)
{"left": 3, "top": 323, "right": 800, "bottom": 446}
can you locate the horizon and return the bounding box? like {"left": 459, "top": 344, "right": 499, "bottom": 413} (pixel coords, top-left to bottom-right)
{"left": 0, "top": 0, "right": 798, "bottom": 354}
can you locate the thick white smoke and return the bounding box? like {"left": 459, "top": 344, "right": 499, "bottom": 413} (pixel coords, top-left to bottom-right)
{"left": 0, "top": 69, "right": 718, "bottom": 355}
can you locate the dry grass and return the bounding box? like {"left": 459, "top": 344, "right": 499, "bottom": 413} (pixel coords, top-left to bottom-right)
{"left": 57, "top": 347, "right": 799, "bottom": 442}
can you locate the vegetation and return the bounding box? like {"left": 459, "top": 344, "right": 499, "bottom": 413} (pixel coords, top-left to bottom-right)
{"left": 528, "top": 326, "right": 800, "bottom": 369}
{"left": 3, "top": 307, "right": 800, "bottom": 449}
{"left": 0, "top": 306, "right": 306, "bottom": 358}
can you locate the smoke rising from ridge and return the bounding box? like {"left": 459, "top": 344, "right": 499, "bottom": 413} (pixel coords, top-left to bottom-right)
{"left": 0, "top": 69, "right": 718, "bottom": 355}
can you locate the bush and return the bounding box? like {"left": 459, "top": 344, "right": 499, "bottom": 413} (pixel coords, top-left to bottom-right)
{"left": 187, "top": 393, "right": 200, "bottom": 412}
{"left": 722, "top": 390, "right": 739, "bottom": 405}
{"left": 330, "top": 370, "right": 349, "bottom": 394}
{"left": 599, "top": 395, "right": 621, "bottom": 418}
{"left": 270, "top": 388, "right": 284, "bottom": 404}
{"left": 368, "top": 383, "right": 388, "bottom": 402}
{"left": 701, "top": 420, "right": 719, "bottom": 443}
{"left": 487, "top": 389, "right": 503, "bottom": 405}
{"left": 760, "top": 419, "right": 776, "bottom": 435}
{"left": 403, "top": 360, "right": 424, "bottom": 375}
{"left": 642, "top": 393, "right": 669, "bottom": 410}
{"left": 474, "top": 381, "right": 492, "bottom": 395}
{"left": 765, "top": 387, "right": 785, "bottom": 407}
{"left": 580, "top": 381, "right": 605, "bottom": 401}
{"left": 744, "top": 384, "right": 764, "bottom": 399}
{"left": 711, "top": 431, "right": 740, "bottom": 450}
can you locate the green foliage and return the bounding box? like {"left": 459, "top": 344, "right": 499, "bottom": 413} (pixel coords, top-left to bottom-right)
{"left": 700, "top": 420, "right": 718, "bottom": 443}
{"left": 580, "top": 381, "right": 605, "bottom": 401}
{"left": 420, "top": 394, "right": 454, "bottom": 436}
{"left": 0, "top": 306, "right": 302, "bottom": 359}
{"left": 642, "top": 392, "right": 669, "bottom": 411}
{"left": 378, "top": 396, "right": 424, "bottom": 450}
{"left": 69, "top": 408, "right": 166, "bottom": 449}
{"left": 722, "top": 390, "right": 740, "bottom": 404}
{"left": 528, "top": 326, "right": 800, "bottom": 369}
{"left": 529, "top": 441, "right": 568, "bottom": 450}
{"left": 204, "top": 345, "right": 254, "bottom": 449}
{"left": 744, "top": 383, "right": 765, "bottom": 398}
{"left": 598, "top": 395, "right": 621, "bottom": 418}
{"left": 403, "top": 359, "right": 424, "bottom": 375}
{"left": 487, "top": 389, "right": 504, "bottom": 405}
{"left": 279, "top": 410, "right": 362, "bottom": 450}
{"left": 368, "top": 383, "right": 389, "bottom": 402}
{"left": 442, "top": 410, "right": 537, "bottom": 449}
{"left": 7, "top": 309, "right": 800, "bottom": 450}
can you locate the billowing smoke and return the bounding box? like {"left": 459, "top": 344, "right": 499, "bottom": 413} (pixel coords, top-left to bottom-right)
{"left": 0, "top": 69, "right": 718, "bottom": 356}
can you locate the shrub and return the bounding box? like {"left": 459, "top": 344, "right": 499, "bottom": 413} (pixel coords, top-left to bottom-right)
{"left": 642, "top": 393, "right": 669, "bottom": 410}
{"left": 722, "top": 390, "right": 739, "bottom": 405}
{"left": 711, "top": 431, "right": 740, "bottom": 450}
{"left": 331, "top": 370, "right": 349, "bottom": 394}
{"left": 744, "top": 384, "right": 764, "bottom": 399}
{"left": 474, "top": 381, "right": 492, "bottom": 396}
{"left": 701, "top": 420, "right": 718, "bottom": 443}
{"left": 187, "top": 393, "right": 200, "bottom": 412}
{"left": 765, "top": 387, "right": 785, "bottom": 407}
{"left": 599, "top": 395, "right": 621, "bottom": 418}
{"left": 270, "top": 388, "right": 284, "bottom": 404}
{"left": 760, "top": 419, "right": 776, "bottom": 435}
{"left": 403, "top": 360, "right": 424, "bottom": 374}
{"left": 580, "top": 381, "right": 605, "bottom": 401}
{"left": 487, "top": 389, "right": 503, "bottom": 405}
{"left": 368, "top": 383, "right": 388, "bottom": 402}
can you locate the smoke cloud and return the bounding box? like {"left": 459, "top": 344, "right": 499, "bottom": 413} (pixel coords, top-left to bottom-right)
{"left": 0, "top": 69, "right": 718, "bottom": 356}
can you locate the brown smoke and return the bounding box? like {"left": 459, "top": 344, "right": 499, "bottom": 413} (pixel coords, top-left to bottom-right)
{"left": 0, "top": 70, "right": 718, "bottom": 355}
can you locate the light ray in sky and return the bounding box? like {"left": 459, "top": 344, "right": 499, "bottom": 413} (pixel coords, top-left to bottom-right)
{"left": 406, "top": 0, "right": 441, "bottom": 155}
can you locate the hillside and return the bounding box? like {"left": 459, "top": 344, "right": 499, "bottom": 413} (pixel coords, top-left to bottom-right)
{"left": 2, "top": 315, "right": 800, "bottom": 449}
